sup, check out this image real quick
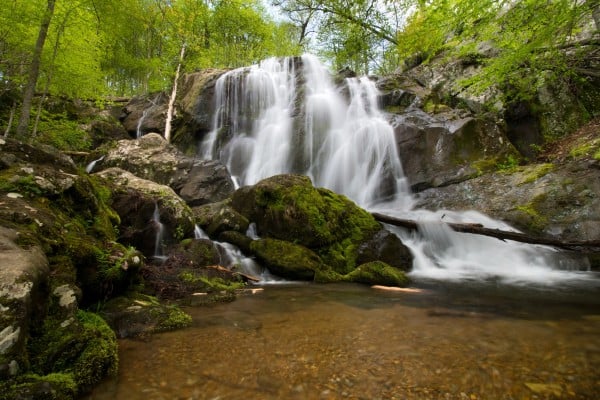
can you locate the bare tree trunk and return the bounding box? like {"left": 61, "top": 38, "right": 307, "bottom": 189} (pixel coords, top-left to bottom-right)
{"left": 4, "top": 101, "right": 17, "bottom": 137}
{"left": 16, "top": 0, "right": 56, "bottom": 138}
{"left": 164, "top": 43, "right": 186, "bottom": 143}
{"left": 371, "top": 212, "right": 600, "bottom": 252}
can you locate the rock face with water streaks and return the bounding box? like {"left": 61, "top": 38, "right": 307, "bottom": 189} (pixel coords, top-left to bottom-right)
{"left": 96, "top": 167, "right": 195, "bottom": 256}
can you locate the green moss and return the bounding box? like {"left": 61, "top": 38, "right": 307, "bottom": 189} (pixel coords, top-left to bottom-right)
{"left": 0, "top": 172, "right": 44, "bottom": 197}
{"left": 179, "top": 272, "right": 246, "bottom": 291}
{"left": 569, "top": 138, "right": 600, "bottom": 159}
{"left": 344, "top": 261, "right": 410, "bottom": 287}
{"left": 313, "top": 268, "right": 344, "bottom": 283}
{"left": 0, "top": 372, "right": 77, "bottom": 400}
{"left": 515, "top": 201, "right": 548, "bottom": 233}
{"left": 27, "top": 310, "right": 118, "bottom": 395}
{"left": 154, "top": 306, "right": 193, "bottom": 331}
{"left": 318, "top": 238, "right": 357, "bottom": 275}
{"left": 250, "top": 238, "right": 327, "bottom": 280}
{"left": 518, "top": 163, "right": 554, "bottom": 185}
{"left": 496, "top": 154, "right": 521, "bottom": 172}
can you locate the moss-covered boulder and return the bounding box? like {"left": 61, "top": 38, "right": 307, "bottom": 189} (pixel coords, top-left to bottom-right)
{"left": 231, "top": 174, "right": 380, "bottom": 249}
{"left": 0, "top": 310, "right": 118, "bottom": 400}
{"left": 229, "top": 174, "right": 413, "bottom": 277}
{"left": 249, "top": 238, "right": 328, "bottom": 280}
{"left": 100, "top": 293, "right": 192, "bottom": 338}
{"left": 344, "top": 261, "right": 410, "bottom": 286}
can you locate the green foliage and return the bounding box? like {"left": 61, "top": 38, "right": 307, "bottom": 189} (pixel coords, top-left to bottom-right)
{"left": 395, "top": 0, "right": 592, "bottom": 103}
{"left": 496, "top": 154, "right": 521, "bottom": 172}
{"left": 0, "top": 174, "right": 43, "bottom": 197}
{"left": 179, "top": 271, "right": 246, "bottom": 292}
{"left": 34, "top": 110, "right": 91, "bottom": 151}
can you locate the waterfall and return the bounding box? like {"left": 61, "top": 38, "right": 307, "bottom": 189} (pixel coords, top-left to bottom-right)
{"left": 85, "top": 155, "right": 104, "bottom": 174}
{"left": 152, "top": 203, "right": 166, "bottom": 261}
{"left": 194, "top": 224, "right": 281, "bottom": 283}
{"left": 200, "top": 54, "right": 596, "bottom": 285}
{"left": 136, "top": 108, "right": 150, "bottom": 139}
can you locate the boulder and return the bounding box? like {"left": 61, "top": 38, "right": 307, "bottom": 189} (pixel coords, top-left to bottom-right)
{"left": 356, "top": 229, "right": 413, "bottom": 272}
{"left": 119, "top": 93, "right": 169, "bottom": 137}
{"left": 230, "top": 174, "right": 380, "bottom": 249}
{"left": 95, "top": 133, "right": 235, "bottom": 206}
{"left": 96, "top": 167, "right": 195, "bottom": 256}
{"left": 415, "top": 159, "right": 600, "bottom": 243}
{"left": 344, "top": 261, "right": 409, "bottom": 287}
{"left": 0, "top": 228, "right": 48, "bottom": 380}
{"left": 391, "top": 109, "right": 517, "bottom": 192}
{"left": 178, "top": 160, "right": 235, "bottom": 207}
{"left": 192, "top": 200, "right": 249, "bottom": 238}
{"left": 249, "top": 238, "right": 327, "bottom": 281}
{"left": 100, "top": 293, "right": 191, "bottom": 338}
{"left": 229, "top": 174, "right": 413, "bottom": 278}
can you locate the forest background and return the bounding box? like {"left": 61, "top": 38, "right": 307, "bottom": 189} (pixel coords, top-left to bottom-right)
{"left": 0, "top": 0, "right": 597, "bottom": 144}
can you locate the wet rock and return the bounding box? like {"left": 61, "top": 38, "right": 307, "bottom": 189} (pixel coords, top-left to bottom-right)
{"left": 415, "top": 160, "right": 600, "bottom": 243}
{"left": 391, "top": 110, "right": 516, "bottom": 191}
{"left": 95, "top": 133, "right": 235, "bottom": 206}
{"left": 192, "top": 200, "right": 249, "bottom": 238}
{"left": 356, "top": 229, "right": 413, "bottom": 272}
{"left": 120, "top": 92, "right": 169, "bottom": 137}
{"left": 178, "top": 160, "right": 235, "bottom": 206}
{"left": 249, "top": 238, "right": 327, "bottom": 281}
{"left": 100, "top": 293, "right": 192, "bottom": 338}
{"left": 174, "top": 69, "right": 228, "bottom": 152}
{"left": 96, "top": 167, "right": 195, "bottom": 256}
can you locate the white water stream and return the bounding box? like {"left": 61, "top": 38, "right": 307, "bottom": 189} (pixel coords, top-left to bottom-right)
{"left": 200, "top": 54, "right": 595, "bottom": 285}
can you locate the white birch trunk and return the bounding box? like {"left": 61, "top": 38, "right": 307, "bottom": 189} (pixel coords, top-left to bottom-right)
{"left": 164, "top": 44, "right": 186, "bottom": 143}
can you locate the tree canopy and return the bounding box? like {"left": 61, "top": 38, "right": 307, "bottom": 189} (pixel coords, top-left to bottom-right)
{"left": 1, "top": 0, "right": 598, "bottom": 139}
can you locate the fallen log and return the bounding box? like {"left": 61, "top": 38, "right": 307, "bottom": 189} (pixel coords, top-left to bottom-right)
{"left": 371, "top": 212, "right": 600, "bottom": 252}
{"left": 206, "top": 264, "right": 261, "bottom": 282}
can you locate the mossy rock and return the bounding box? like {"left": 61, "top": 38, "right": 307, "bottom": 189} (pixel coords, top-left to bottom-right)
{"left": 192, "top": 200, "right": 249, "bottom": 237}
{"left": 231, "top": 174, "right": 380, "bottom": 249}
{"left": 344, "top": 261, "right": 410, "bottom": 287}
{"left": 249, "top": 238, "right": 328, "bottom": 281}
{"left": 0, "top": 372, "right": 77, "bottom": 400}
{"left": 25, "top": 310, "right": 118, "bottom": 396}
{"left": 100, "top": 293, "right": 192, "bottom": 338}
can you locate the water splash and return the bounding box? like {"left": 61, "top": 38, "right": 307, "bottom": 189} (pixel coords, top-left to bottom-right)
{"left": 200, "top": 54, "right": 597, "bottom": 286}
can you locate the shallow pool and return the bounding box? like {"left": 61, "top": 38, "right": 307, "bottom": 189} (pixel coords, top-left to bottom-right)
{"left": 85, "top": 281, "right": 600, "bottom": 399}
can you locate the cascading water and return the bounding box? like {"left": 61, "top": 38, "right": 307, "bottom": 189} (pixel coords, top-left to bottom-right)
{"left": 193, "top": 225, "right": 281, "bottom": 283}
{"left": 152, "top": 203, "right": 166, "bottom": 261}
{"left": 201, "top": 54, "right": 596, "bottom": 285}
{"left": 85, "top": 155, "right": 104, "bottom": 174}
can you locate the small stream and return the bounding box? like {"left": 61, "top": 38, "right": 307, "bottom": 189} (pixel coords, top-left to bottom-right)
{"left": 86, "top": 281, "right": 600, "bottom": 400}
